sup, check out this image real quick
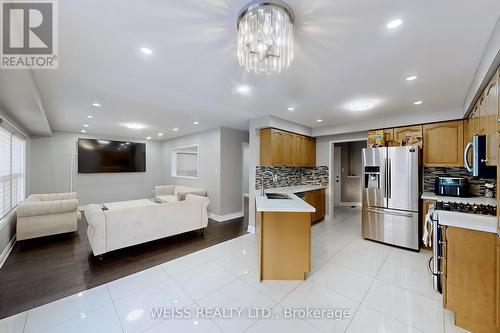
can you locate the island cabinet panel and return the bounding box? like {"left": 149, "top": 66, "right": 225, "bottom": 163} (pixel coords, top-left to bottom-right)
{"left": 260, "top": 128, "right": 316, "bottom": 167}
{"left": 423, "top": 120, "right": 464, "bottom": 167}
{"left": 257, "top": 211, "right": 311, "bottom": 280}
{"left": 444, "top": 227, "right": 497, "bottom": 333}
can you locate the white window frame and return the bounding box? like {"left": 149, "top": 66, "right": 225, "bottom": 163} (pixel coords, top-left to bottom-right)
{"left": 171, "top": 144, "right": 199, "bottom": 179}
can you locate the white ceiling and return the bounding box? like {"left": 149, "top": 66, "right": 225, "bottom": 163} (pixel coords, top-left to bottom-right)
{"left": 2, "top": 0, "right": 500, "bottom": 140}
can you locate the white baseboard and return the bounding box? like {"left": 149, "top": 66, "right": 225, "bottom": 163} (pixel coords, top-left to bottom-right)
{"left": 340, "top": 202, "right": 362, "bottom": 207}
{"left": 0, "top": 234, "right": 15, "bottom": 269}
{"left": 247, "top": 225, "right": 255, "bottom": 234}
{"left": 208, "top": 211, "right": 244, "bottom": 222}
{"left": 325, "top": 214, "right": 331, "bottom": 221}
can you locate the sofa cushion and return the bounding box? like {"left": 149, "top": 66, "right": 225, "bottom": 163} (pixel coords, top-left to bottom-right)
{"left": 156, "top": 195, "right": 178, "bottom": 203}
{"left": 173, "top": 186, "right": 207, "bottom": 197}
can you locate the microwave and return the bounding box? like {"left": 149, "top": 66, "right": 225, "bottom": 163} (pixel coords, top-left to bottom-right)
{"left": 464, "top": 135, "right": 496, "bottom": 178}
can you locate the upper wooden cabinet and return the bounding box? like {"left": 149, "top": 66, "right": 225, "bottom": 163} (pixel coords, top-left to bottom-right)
{"left": 423, "top": 120, "right": 464, "bottom": 167}
{"left": 394, "top": 125, "right": 423, "bottom": 143}
{"left": 484, "top": 71, "right": 498, "bottom": 166}
{"left": 260, "top": 128, "right": 316, "bottom": 167}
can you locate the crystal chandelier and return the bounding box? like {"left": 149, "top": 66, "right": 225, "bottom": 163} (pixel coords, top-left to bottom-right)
{"left": 237, "top": 0, "right": 294, "bottom": 74}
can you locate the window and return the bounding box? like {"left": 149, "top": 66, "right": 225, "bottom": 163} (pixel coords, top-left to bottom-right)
{"left": 172, "top": 145, "right": 198, "bottom": 179}
{"left": 0, "top": 126, "right": 26, "bottom": 220}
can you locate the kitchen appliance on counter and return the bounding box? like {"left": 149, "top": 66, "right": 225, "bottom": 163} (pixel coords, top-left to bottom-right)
{"left": 434, "top": 177, "right": 468, "bottom": 197}
{"left": 430, "top": 201, "right": 497, "bottom": 292}
{"left": 362, "top": 146, "right": 420, "bottom": 250}
{"left": 464, "top": 134, "right": 496, "bottom": 178}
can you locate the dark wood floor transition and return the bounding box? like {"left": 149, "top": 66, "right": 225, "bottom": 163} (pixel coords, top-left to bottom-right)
{"left": 0, "top": 201, "right": 248, "bottom": 319}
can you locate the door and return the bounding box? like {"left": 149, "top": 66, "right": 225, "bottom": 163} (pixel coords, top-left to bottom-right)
{"left": 387, "top": 146, "right": 419, "bottom": 212}
{"left": 362, "top": 147, "right": 387, "bottom": 208}
{"left": 333, "top": 146, "right": 342, "bottom": 211}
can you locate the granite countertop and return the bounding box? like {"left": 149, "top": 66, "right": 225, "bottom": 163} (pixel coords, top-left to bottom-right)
{"left": 255, "top": 185, "right": 327, "bottom": 213}
{"left": 436, "top": 210, "right": 497, "bottom": 234}
{"left": 421, "top": 192, "right": 497, "bottom": 206}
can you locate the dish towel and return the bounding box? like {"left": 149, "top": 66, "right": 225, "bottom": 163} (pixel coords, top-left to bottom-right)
{"left": 423, "top": 204, "right": 435, "bottom": 247}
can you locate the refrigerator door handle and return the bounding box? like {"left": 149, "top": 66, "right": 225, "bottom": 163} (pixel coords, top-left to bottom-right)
{"left": 387, "top": 158, "right": 392, "bottom": 199}
{"left": 383, "top": 157, "right": 388, "bottom": 198}
{"left": 464, "top": 142, "right": 473, "bottom": 173}
{"left": 365, "top": 207, "right": 414, "bottom": 218}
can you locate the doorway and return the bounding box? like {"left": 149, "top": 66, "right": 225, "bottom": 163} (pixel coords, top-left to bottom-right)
{"left": 331, "top": 140, "right": 367, "bottom": 217}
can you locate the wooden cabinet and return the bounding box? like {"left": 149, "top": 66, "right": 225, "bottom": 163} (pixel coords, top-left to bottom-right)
{"left": 484, "top": 71, "right": 498, "bottom": 166}
{"left": 421, "top": 199, "right": 436, "bottom": 249}
{"left": 422, "top": 120, "right": 464, "bottom": 167}
{"left": 260, "top": 128, "right": 316, "bottom": 167}
{"left": 393, "top": 125, "right": 423, "bottom": 143}
{"left": 304, "top": 188, "right": 325, "bottom": 223}
{"left": 443, "top": 226, "right": 497, "bottom": 332}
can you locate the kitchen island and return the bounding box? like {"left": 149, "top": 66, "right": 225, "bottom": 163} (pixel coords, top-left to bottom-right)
{"left": 255, "top": 185, "right": 325, "bottom": 280}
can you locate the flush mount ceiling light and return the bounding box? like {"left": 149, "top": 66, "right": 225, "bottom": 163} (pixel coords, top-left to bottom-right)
{"left": 348, "top": 101, "right": 376, "bottom": 112}
{"left": 124, "top": 123, "right": 146, "bottom": 130}
{"left": 87, "top": 115, "right": 93, "bottom": 119}
{"left": 386, "top": 19, "right": 403, "bottom": 29}
{"left": 316, "top": 119, "right": 323, "bottom": 123}
{"left": 287, "top": 107, "right": 295, "bottom": 111}
{"left": 92, "top": 103, "right": 101, "bottom": 107}
{"left": 237, "top": 0, "right": 294, "bottom": 74}
{"left": 140, "top": 47, "right": 153, "bottom": 55}
{"left": 193, "top": 121, "right": 199, "bottom": 125}
{"left": 414, "top": 100, "right": 423, "bottom": 105}
{"left": 173, "top": 128, "right": 179, "bottom": 132}
{"left": 406, "top": 75, "right": 418, "bottom": 81}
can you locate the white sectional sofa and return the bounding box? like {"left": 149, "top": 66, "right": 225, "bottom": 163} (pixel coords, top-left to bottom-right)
{"left": 16, "top": 192, "right": 79, "bottom": 241}
{"left": 85, "top": 194, "right": 210, "bottom": 255}
{"left": 154, "top": 185, "right": 207, "bottom": 203}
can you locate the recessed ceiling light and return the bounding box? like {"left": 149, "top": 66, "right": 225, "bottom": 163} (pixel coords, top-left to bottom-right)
{"left": 146, "top": 136, "right": 151, "bottom": 140}
{"left": 288, "top": 107, "right": 295, "bottom": 112}
{"left": 316, "top": 119, "right": 323, "bottom": 123}
{"left": 158, "top": 133, "right": 163, "bottom": 136}
{"left": 173, "top": 128, "right": 179, "bottom": 131}
{"left": 124, "top": 123, "right": 146, "bottom": 130}
{"left": 83, "top": 124, "right": 89, "bottom": 127}
{"left": 386, "top": 19, "right": 403, "bottom": 29}
{"left": 414, "top": 100, "right": 423, "bottom": 105}
{"left": 349, "top": 101, "right": 375, "bottom": 111}
{"left": 140, "top": 47, "right": 153, "bottom": 55}
{"left": 193, "top": 121, "right": 199, "bottom": 125}
{"left": 87, "top": 115, "right": 93, "bottom": 119}
{"left": 406, "top": 75, "right": 418, "bottom": 81}
{"left": 92, "top": 103, "right": 101, "bottom": 107}
{"left": 81, "top": 129, "right": 86, "bottom": 133}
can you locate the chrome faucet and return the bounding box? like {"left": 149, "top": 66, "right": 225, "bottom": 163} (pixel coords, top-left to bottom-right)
{"left": 260, "top": 170, "right": 278, "bottom": 196}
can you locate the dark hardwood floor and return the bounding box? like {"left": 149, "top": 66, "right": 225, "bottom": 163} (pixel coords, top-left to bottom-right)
{"left": 0, "top": 200, "right": 248, "bottom": 319}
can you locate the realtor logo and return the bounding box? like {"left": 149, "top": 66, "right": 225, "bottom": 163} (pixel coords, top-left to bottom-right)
{"left": 1, "top": 0, "right": 58, "bottom": 68}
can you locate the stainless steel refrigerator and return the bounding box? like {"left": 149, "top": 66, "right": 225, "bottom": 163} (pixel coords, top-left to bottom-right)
{"left": 362, "top": 146, "right": 420, "bottom": 250}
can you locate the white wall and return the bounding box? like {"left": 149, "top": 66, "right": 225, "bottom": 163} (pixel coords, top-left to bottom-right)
{"left": 161, "top": 128, "right": 222, "bottom": 214}
{"left": 29, "top": 131, "right": 163, "bottom": 205}
{"left": 464, "top": 16, "right": 500, "bottom": 115}
{"left": 220, "top": 128, "right": 249, "bottom": 215}
{"left": 242, "top": 143, "right": 249, "bottom": 195}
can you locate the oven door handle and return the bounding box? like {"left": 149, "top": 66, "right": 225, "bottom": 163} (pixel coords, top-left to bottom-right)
{"left": 365, "top": 208, "right": 414, "bottom": 218}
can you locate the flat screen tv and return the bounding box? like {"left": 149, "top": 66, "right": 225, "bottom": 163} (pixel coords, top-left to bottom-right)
{"left": 78, "top": 138, "right": 146, "bottom": 173}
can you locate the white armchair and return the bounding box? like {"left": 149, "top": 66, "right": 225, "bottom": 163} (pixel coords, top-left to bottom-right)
{"left": 16, "top": 192, "right": 79, "bottom": 240}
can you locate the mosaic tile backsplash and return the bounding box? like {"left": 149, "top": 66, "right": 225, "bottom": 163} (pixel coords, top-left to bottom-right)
{"left": 255, "top": 166, "right": 329, "bottom": 189}
{"left": 423, "top": 167, "right": 496, "bottom": 197}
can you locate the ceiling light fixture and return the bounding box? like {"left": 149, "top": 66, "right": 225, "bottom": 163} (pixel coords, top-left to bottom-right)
{"left": 287, "top": 107, "right": 295, "bottom": 111}
{"left": 146, "top": 136, "right": 151, "bottom": 140}
{"left": 414, "top": 100, "right": 423, "bottom": 105}
{"left": 386, "top": 19, "right": 403, "bottom": 29}
{"left": 140, "top": 47, "right": 153, "bottom": 55}
{"left": 348, "top": 101, "right": 375, "bottom": 112}
{"left": 235, "top": 85, "right": 251, "bottom": 95}
{"left": 316, "top": 119, "right": 323, "bottom": 123}
{"left": 83, "top": 124, "right": 89, "bottom": 127}
{"left": 193, "top": 121, "right": 199, "bottom": 125}
{"left": 87, "top": 115, "right": 93, "bottom": 119}
{"left": 237, "top": 0, "right": 294, "bottom": 74}
{"left": 124, "top": 123, "right": 146, "bottom": 130}
{"left": 173, "top": 128, "right": 179, "bottom": 132}
{"left": 81, "top": 129, "right": 86, "bottom": 133}
{"left": 158, "top": 133, "right": 163, "bottom": 136}
{"left": 406, "top": 75, "right": 418, "bottom": 81}
{"left": 92, "top": 103, "right": 101, "bottom": 107}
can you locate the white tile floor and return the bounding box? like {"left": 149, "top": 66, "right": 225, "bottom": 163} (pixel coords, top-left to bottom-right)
{"left": 0, "top": 208, "right": 470, "bottom": 333}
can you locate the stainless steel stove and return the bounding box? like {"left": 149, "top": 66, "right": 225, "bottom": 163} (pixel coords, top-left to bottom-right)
{"left": 434, "top": 201, "right": 496, "bottom": 216}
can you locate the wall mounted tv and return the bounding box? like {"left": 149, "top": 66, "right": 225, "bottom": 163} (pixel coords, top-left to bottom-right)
{"left": 78, "top": 139, "right": 146, "bottom": 173}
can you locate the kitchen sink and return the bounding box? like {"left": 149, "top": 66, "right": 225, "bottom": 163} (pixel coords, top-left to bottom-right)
{"left": 265, "top": 193, "right": 292, "bottom": 200}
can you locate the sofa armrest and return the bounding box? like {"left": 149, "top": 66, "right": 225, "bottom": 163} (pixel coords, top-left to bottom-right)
{"left": 185, "top": 194, "right": 210, "bottom": 227}
{"left": 17, "top": 199, "right": 79, "bottom": 217}
{"left": 39, "top": 192, "right": 78, "bottom": 201}
{"left": 155, "top": 185, "right": 174, "bottom": 197}
{"left": 85, "top": 204, "right": 106, "bottom": 255}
